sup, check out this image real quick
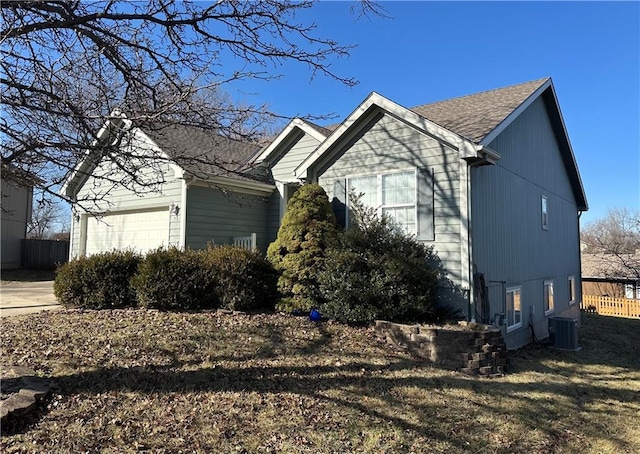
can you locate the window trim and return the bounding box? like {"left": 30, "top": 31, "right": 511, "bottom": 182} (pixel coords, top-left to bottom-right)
{"left": 568, "top": 276, "right": 576, "bottom": 305}
{"left": 541, "top": 195, "right": 548, "bottom": 230}
{"left": 346, "top": 168, "right": 418, "bottom": 235}
{"left": 624, "top": 284, "right": 636, "bottom": 300}
{"left": 544, "top": 279, "right": 555, "bottom": 315}
{"left": 506, "top": 286, "right": 523, "bottom": 333}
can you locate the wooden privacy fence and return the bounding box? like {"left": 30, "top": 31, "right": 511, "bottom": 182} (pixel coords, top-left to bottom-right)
{"left": 581, "top": 295, "right": 640, "bottom": 319}
{"left": 21, "top": 239, "right": 70, "bottom": 269}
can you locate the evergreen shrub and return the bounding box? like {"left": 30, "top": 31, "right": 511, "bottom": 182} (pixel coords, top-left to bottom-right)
{"left": 267, "top": 183, "right": 339, "bottom": 313}
{"left": 53, "top": 250, "right": 140, "bottom": 309}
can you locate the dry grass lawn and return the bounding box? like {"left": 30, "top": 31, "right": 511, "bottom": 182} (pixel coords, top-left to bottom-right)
{"left": 1, "top": 310, "right": 639, "bottom": 453}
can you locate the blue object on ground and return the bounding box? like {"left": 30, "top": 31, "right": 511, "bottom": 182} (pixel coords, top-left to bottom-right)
{"left": 309, "top": 309, "right": 321, "bottom": 322}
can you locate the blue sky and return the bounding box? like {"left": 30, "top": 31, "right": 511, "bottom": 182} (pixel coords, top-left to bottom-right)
{"left": 231, "top": 1, "right": 639, "bottom": 225}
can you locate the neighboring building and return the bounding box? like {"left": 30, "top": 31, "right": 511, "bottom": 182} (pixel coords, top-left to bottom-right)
{"left": 582, "top": 252, "right": 640, "bottom": 299}
{"left": 1, "top": 174, "right": 34, "bottom": 269}
{"left": 64, "top": 78, "right": 588, "bottom": 349}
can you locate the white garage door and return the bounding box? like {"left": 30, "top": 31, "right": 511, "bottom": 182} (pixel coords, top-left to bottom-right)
{"left": 85, "top": 209, "right": 170, "bottom": 255}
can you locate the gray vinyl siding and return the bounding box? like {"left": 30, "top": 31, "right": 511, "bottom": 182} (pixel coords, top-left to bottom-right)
{"left": 265, "top": 191, "right": 281, "bottom": 248}
{"left": 270, "top": 134, "right": 321, "bottom": 183}
{"left": 71, "top": 153, "right": 182, "bottom": 257}
{"left": 185, "top": 185, "right": 271, "bottom": 253}
{"left": 315, "top": 112, "right": 465, "bottom": 303}
{"left": 472, "top": 96, "right": 582, "bottom": 349}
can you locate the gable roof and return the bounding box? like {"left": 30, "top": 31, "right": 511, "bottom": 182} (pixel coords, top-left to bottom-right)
{"left": 252, "top": 118, "right": 329, "bottom": 165}
{"left": 410, "top": 78, "right": 549, "bottom": 143}
{"left": 62, "top": 117, "right": 272, "bottom": 199}
{"left": 294, "top": 77, "right": 587, "bottom": 211}
{"left": 294, "top": 91, "right": 501, "bottom": 180}
{"left": 139, "top": 121, "right": 262, "bottom": 180}
{"left": 582, "top": 252, "right": 640, "bottom": 281}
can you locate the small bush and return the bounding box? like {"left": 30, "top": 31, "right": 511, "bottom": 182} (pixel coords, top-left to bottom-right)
{"left": 317, "top": 195, "right": 440, "bottom": 325}
{"left": 54, "top": 250, "right": 140, "bottom": 309}
{"left": 203, "top": 245, "right": 277, "bottom": 311}
{"left": 132, "top": 247, "right": 218, "bottom": 311}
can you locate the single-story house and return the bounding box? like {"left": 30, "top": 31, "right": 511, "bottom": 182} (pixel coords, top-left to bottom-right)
{"left": 63, "top": 77, "right": 588, "bottom": 349}
{"left": 581, "top": 252, "right": 640, "bottom": 299}
{"left": 1, "top": 169, "right": 35, "bottom": 269}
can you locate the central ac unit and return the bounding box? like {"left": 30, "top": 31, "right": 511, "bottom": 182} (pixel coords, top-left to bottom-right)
{"left": 548, "top": 317, "right": 580, "bottom": 350}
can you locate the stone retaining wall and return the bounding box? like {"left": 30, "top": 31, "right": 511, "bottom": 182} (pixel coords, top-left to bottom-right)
{"left": 375, "top": 320, "right": 509, "bottom": 376}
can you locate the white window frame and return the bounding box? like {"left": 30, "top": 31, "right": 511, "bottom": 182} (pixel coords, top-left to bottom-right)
{"left": 541, "top": 195, "right": 548, "bottom": 230}
{"left": 544, "top": 280, "right": 554, "bottom": 315}
{"left": 506, "top": 286, "right": 523, "bottom": 333}
{"left": 625, "top": 284, "right": 635, "bottom": 300}
{"left": 568, "top": 276, "right": 576, "bottom": 305}
{"left": 347, "top": 168, "right": 418, "bottom": 235}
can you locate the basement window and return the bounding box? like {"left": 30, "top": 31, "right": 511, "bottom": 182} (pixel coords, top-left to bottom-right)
{"left": 544, "top": 280, "right": 554, "bottom": 315}
{"left": 506, "top": 286, "right": 522, "bottom": 333}
{"left": 568, "top": 276, "right": 576, "bottom": 305}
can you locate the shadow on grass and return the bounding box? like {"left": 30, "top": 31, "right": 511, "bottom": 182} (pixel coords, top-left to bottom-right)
{"left": 39, "top": 314, "right": 637, "bottom": 451}
{"left": 47, "top": 354, "right": 637, "bottom": 451}
{"left": 4, "top": 313, "right": 639, "bottom": 451}
{"left": 0, "top": 268, "right": 56, "bottom": 282}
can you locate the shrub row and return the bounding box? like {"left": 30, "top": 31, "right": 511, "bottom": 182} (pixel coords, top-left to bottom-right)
{"left": 54, "top": 246, "right": 277, "bottom": 311}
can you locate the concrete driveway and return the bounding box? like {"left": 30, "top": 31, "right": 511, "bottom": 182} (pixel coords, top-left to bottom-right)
{"left": 0, "top": 281, "right": 61, "bottom": 317}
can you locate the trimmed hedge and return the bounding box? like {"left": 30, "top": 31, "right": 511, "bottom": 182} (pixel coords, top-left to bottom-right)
{"left": 204, "top": 245, "right": 277, "bottom": 311}
{"left": 53, "top": 250, "right": 140, "bottom": 309}
{"left": 131, "top": 247, "right": 218, "bottom": 311}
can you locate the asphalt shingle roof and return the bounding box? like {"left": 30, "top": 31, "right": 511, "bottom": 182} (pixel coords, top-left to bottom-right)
{"left": 581, "top": 253, "right": 640, "bottom": 280}
{"left": 409, "top": 78, "right": 549, "bottom": 143}
{"left": 139, "top": 121, "right": 263, "bottom": 182}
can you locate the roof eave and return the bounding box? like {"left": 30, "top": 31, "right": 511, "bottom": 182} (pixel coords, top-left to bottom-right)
{"left": 60, "top": 112, "right": 129, "bottom": 199}
{"left": 252, "top": 118, "right": 327, "bottom": 165}
{"left": 479, "top": 79, "right": 588, "bottom": 212}
{"left": 294, "top": 92, "right": 490, "bottom": 180}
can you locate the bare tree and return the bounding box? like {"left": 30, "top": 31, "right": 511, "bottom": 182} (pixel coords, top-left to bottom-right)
{"left": 582, "top": 207, "right": 640, "bottom": 279}
{"left": 1, "top": 1, "right": 379, "bottom": 205}
{"left": 27, "top": 196, "right": 66, "bottom": 240}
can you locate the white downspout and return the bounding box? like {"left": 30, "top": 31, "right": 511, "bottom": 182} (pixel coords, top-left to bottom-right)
{"left": 460, "top": 160, "right": 474, "bottom": 322}
{"left": 179, "top": 176, "right": 190, "bottom": 249}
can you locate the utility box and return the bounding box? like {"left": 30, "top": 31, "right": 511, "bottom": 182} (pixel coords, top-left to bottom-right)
{"left": 548, "top": 317, "right": 580, "bottom": 351}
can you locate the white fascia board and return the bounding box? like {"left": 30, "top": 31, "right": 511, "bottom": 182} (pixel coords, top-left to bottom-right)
{"left": 60, "top": 111, "right": 129, "bottom": 198}
{"left": 253, "top": 118, "right": 327, "bottom": 165}
{"left": 294, "top": 92, "right": 481, "bottom": 179}
{"left": 480, "top": 79, "right": 552, "bottom": 146}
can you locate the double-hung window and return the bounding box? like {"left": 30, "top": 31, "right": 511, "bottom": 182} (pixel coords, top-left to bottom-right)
{"left": 506, "top": 286, "right": 522, "bottom": 332}
{"left": 544, "top": 280, "right": 554, "bottom": 315}
{"left": 348, "top": 170, "right": 417, "bottom": 235}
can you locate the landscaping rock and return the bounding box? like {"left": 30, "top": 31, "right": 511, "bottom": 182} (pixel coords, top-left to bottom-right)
{"left": 1, "top": 365, "right": 51, "bottom": 427}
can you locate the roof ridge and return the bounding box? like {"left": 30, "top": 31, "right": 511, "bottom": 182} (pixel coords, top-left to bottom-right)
{"left": 410, "top": 77, "right": 550, "bottom": 111}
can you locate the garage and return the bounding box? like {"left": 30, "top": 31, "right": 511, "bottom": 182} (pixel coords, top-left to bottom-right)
{"left": 84, "top": 208, "right": 170, "bottom": 255}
